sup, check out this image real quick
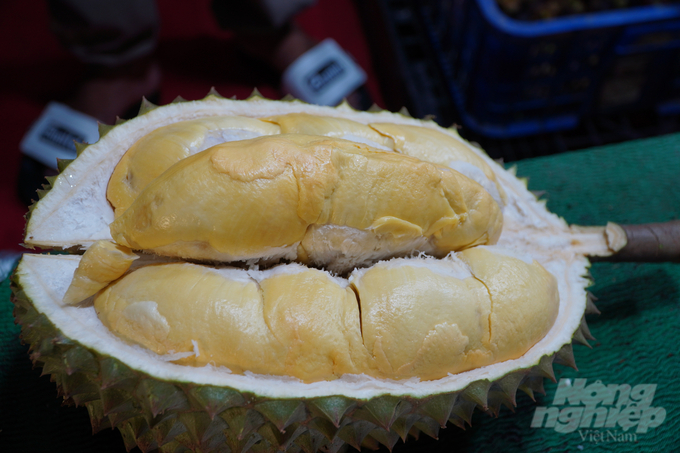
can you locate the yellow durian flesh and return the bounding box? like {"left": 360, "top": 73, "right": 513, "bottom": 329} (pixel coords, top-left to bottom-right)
{"left": 109, "top": 134, "right": 503, "bottom": 272}
{"left": 353, "top": 260, "right": 493, "bottom": 381}
{"left": 93, "top": 247, "right": 558, "bottom": 382}
{"left": 62, "top": 240, "right": 138, "bottom": 305}
{"left": 458, "top": 247, "right": 560, "bottom": 360}
{"left": 94, "top": 263, "right": 369, "bottom": 382}
{"left": 107, "top": 116, "right": 280, "bottom": 217}
{"left": 370, "top": 122, "right": 507, "bottom": 204}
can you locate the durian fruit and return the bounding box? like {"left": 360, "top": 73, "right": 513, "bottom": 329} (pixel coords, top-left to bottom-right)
{"left": 13, "top": 91, "right": 610, "bottom": 453}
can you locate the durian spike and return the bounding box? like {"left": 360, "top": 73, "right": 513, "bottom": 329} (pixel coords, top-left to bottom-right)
{"left": 337, "top": 98, "right": 355, "bottom": 111}
{"left": 390, "top": 413, "right": 420, "bottom": 442}
{"left": 281, "top": 93, "right": 297, "bottom": 102}
{"left": 336, "top": 420, "right": 376, "bottom": 450}
{"left": 97, "top": 122, "right": 115, "bottom": 138}
{"left": 247, "top": 87, "right": 266, "bottom": 100}
{"left": 447, "top": 414, "right": 466, "bottom": 430}
{"left": 496, "top": 371, "right": 525, "bottom": 406}
{"left": 579, "top": 316, "right": 596, "bottom": 341}
{"left": 360, "top": 396, "right": 412, "bottom": 431}
{"left": 585, "top": 293, "right": 601, "bottom": 315}
{"left": 461, "top": 380, "right": 491, "bottom": 409}
{"left": 295, "top": 429, "right": 328, "bottom": 453}
{"left": 171, "top": 95, "right": 188, "bottom": 103}
{"left": 367, "top": 103, "right": 383, "bottom": 112}
{"left": 416, "top": 392, "right": 458, "bottom": 427}
{"left": 367, "top": 427, "right": 400, "bottom": 451}
{"left": 306, "top": 417, "right": 339, "bottom": 441}
{"left": 308, "top": 396, "right": 356, "bottom": 428}
{"left": 115, "top": 116, "right": 126, "bottom": 125}
{"left": 254, "top": 400, "right": 307, "bottom": 432}
{"left": 521, "top": 376, "right": 546, "bottom": 397}
{"left": 206, "top": 86, "right": 224, "bottom": 98}
{"left": 572, "top": 319, "right": 593, "bottom": 348}
{"left": 74, "top": 141, "right": 89, "bottom": 156}
{"left": 219, "top": 407, "right": 264, "bottom": 442}
{"left": 138, "top": 97, "right": 159, "bottom": 115}
{"left": 56, "top": 158, "right": 74, "bottom": 173}
{"left": 359, "top": 433, "right": 381, "bottom": 451}
{"left": 554, "top": 343, "right": 578, "bottom": 370}
{"left": 450, "top": 400, "right": 476, "bottom": 426}
{"left": 398, "top": 106, "right": 411, "bottom": 117}
{"left": 187, "top": 386, "right": 245, "bottom": 420}
{"left": 325, "top": 435, "right": 349, "bottom": 453}
{"left": 86, "top": 401, "right": 112, "bottom": 434}
{"left": 413, "top": 418, "right": 441, "bottom": 440}
{"left": 533, "top": 354, "right": 557, "bottom": 382}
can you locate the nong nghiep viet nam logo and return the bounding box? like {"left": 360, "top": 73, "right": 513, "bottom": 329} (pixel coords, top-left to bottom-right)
{"left": 531, "top": 378, "right": 666, "bottom": 440}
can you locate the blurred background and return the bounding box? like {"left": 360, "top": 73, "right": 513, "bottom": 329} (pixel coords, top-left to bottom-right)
{"left": 2, "top": 0, "right": 680, "bottom": 252}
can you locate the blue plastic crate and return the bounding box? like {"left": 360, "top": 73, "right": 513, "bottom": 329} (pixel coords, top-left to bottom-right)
{"left": 419, "top": 0, "right": 680, "bottom": 138}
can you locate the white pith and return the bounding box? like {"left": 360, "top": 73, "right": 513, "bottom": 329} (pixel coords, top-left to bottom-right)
{"left": 20, "top": 96, "right": 611, "bottom": 399}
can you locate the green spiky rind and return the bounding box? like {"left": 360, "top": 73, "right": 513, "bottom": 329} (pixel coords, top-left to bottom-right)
{"left": 138, "top": 97, "right": 160, "bottom": 116}
{"left": 12, "top": 268, "right": 594, "bottom": 451}
{"left": 56, "top": 158, "right": 74, "bottom": 173}
{"left": 398, "top": 106, "right": 411, "bottom": 117}
{"left": 98, "top": 122, "right": 115, "bottom": 138}
{"left": 336, "top": 98, "right": 356, "bottom": 112}
{"left": 74, "top": 141, "right": 89, "bottom": 156}
{"left": 247, "top": 88, "right": 267, "bottom": 101}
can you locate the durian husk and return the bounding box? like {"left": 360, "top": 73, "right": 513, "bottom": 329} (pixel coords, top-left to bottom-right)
{"left": 14, "top": 90, "right": 605, "bottom": 452}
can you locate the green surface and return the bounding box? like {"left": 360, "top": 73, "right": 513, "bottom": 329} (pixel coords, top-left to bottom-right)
{"left": 1, "top": 133, "right": 679, "bottom": 452}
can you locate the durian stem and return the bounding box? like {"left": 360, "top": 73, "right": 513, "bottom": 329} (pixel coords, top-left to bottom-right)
{"left": 594, "top": 220, "right": 680, "bottom": 262}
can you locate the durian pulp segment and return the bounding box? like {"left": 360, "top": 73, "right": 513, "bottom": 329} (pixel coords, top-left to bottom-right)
{"left": 62, "top": 240, "right": 138, "bottom": 305}
{"left": 369, "top": 123, "right": 507, "bottom": 206}
{"left": 89, "top": 247, "right": 557, "bottom": 383}
{"left": 109, "top": 134, "right": 503, "bottom": 272}
{"left": 22, "top": 97, "right": 611, "bottom": 258}
{"left": 265, "top": 113, "right": 505, "bottom": 206}
{"left": 107, "top": 116, "right": 281, "bottom": 217}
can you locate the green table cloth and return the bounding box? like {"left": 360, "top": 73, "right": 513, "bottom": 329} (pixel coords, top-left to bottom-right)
{"left": 1, "top": 133, "right": 679, "bottom": 452}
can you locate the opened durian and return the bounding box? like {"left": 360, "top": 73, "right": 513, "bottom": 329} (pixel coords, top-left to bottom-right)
{"left": 13, "top": 92, "right": 611, "bottom": 453}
